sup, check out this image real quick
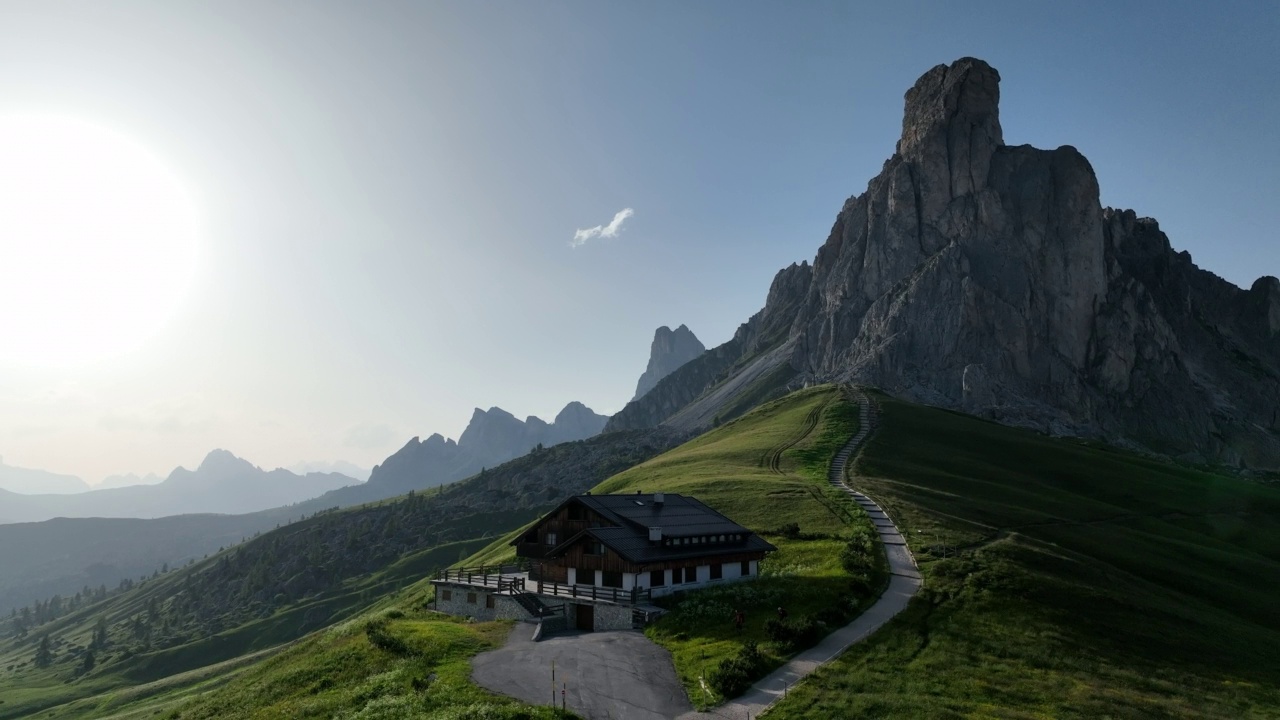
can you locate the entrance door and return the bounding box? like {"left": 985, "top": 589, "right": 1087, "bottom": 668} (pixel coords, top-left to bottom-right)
{"left": 575, "top": 603, "right": 594, "bottom": 632}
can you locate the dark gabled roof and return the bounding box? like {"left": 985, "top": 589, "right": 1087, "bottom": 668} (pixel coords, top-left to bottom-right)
{"left": 518, "top": 492, "right": 776, "bottom": 565}
{"left": 575, "top": 493, "right": 751, "bottom": 538}
{"left": 583, "top": 525, "right": 776, "bottom": 565}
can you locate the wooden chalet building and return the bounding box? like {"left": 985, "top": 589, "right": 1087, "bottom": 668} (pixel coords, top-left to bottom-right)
{"left": 431, "top": 492, "right": 775, "bottom": 632}
{"left": 516, "top": 491, "right": 776, "bottom": 596}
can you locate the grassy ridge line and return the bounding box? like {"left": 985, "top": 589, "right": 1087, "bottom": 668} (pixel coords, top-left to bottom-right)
{"left": 765, "top": 394, "right": 1280, "bottom": 719}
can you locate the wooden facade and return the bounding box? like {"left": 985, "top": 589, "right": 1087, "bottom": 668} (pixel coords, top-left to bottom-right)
{"left": 516, "top": 495, "right": 771, "bottom": 588}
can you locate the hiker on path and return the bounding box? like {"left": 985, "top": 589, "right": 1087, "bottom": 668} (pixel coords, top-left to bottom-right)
{"left": 777, "top": 606, "right": 788, "bottom": 622}
{"left": 732, "top": 609, "right": 745, "bottom": 633}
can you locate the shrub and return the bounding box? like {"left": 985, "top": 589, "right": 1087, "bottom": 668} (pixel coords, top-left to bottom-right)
{"left": 763, "top": 615, "right": 826, "bottom": 650}
{"left": 707, "top": 641, "right": 770, "bottom": 698}
{"left": 840, "top": 528, "right": 876, "bottom": 575}
{"left": 363, "top": 619, "right": 414, "bottom": 656}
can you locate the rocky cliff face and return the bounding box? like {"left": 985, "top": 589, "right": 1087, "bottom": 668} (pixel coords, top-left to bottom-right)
{"left": 367, "top": 401, "right": 610, "bottom": 493}
{"left": 632, "top": 325, "right": 707, "bottom": 401}
{"left": 609, "top": 57, "right": 1280, "bottom": 468}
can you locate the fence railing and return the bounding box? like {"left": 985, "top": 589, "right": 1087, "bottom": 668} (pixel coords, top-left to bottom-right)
{"left": 530, "top": 579, "right": 652, "bottom": 606}
{"left": 432, "top": 565, "right": 652, "bottom": 606}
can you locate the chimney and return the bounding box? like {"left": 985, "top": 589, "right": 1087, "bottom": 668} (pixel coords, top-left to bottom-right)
{"left": 649, "top": 527, "right": 663, "bottom": 542}
{"left": 653, "top": 492, "right": 664, "bottom": 505}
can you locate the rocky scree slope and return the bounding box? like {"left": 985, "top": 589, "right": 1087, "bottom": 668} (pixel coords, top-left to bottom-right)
{"left": 607, "top": 57, "right": 1280, "bottom": 469}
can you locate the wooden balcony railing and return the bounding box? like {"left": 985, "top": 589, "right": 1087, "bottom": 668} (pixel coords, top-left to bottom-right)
{"left": 432, "top": 565, "right": 652, "bottom": 606}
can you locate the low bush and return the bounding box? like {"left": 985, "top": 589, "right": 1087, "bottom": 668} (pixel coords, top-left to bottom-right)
{"left": 764, "top": 615, "right": 826, "bottom": 651}
{"left": 707, "top": 641, "right": 770, "bottom": 698}
{"left": 363, "top": 619, "right": 414, "bottom": 657}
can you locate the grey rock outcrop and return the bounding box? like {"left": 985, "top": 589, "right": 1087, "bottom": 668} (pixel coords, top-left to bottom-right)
{"left": 608, "top": 57, "right": 1280, "bottom": 468}
{"left": 632, "top": 325, "right": 706, "bottom": 401}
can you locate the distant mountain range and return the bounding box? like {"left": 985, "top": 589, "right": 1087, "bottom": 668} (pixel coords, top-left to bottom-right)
{"left": 0, "top": 456, "right": 90, "bottom": 495}
{"left": 352, "top": 400, "right": 609, "bottom": 498}
{"left": 95, "top": 471, "right": 165, "bottom": 490}
{"left": 287, "top": 460, "right": 370, "bottom": 482}
{"left": 0, "top": 449, "right": 358, "bottom": 524}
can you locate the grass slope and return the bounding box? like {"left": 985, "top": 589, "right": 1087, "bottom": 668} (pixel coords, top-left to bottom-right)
{"left": 463, "top": 385, "right": 886, "bottom": 708}
{"left": 767, "top": 394, "right": 1280, "bottom": 719}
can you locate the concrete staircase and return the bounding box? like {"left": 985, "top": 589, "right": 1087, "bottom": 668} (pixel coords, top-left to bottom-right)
{"left": 827, "top": 388, "right": 921, "bottom": 581}
{"left": 512, "top": 592, "right": 561, "bottom": 619}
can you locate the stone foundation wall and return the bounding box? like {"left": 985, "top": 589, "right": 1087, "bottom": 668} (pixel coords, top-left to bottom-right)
{"left": 434, "top": 584, "right": 528, "bottom": 622}
{"left": 434, "top": 582, "right": 640, "bottom": 633}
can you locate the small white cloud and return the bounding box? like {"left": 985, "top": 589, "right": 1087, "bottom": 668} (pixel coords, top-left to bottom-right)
{"left": 571, "top": 207, "right": 634, "bottom": 247}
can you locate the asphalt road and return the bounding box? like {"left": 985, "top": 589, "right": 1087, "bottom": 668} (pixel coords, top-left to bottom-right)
{"left": 472, "top": 626, "right": 693, "bottom": 720}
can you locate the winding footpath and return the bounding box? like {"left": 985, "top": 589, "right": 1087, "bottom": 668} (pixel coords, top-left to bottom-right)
{"left": 681, "top": 388, "right": 922, "bottom": 719}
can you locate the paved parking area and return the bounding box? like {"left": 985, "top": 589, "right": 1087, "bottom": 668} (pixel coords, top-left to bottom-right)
{"left": 472, "top": 625, "right": 693, "bottom": 720}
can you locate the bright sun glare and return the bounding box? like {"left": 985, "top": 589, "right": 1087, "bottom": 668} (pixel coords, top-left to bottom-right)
{"left": 0, "top": 115, "right": 198, "bottom": 367}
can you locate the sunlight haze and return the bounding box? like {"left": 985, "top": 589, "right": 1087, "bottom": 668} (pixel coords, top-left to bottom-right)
{"left": 0, "top": 1, "right": 1276, "bottom": 483}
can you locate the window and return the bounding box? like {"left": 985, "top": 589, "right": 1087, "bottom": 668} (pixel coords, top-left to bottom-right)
{"left": 577, "top": 568, "right": 594, "bottom": 585}
{"left": 602, "top": 571, "right": 623, "bottom": 588}
{"left": 467, "top": 593, "right": 477, "bottom": 604}
{"left": 486, "top": 595, "right": 495, "bottom": 609}
{"left": 568, "top": 505, "right": 586, "bottom": 521}
{"left": 441, "top": 589, "right": 452, "bottom": 601}
{"left": 741, "top": 560, "right": 751, "bottom": 576}
{"left": 650, "top": 570, "right": 665, "bottom": 587}
{"left": 587, "top": 541, "right": 605, "bottom": 556}
{"left": 684, "top": 567, "right": 697, "bottom": 583}
{"left": 670, "top": 568, "right": 682, "bottom": 585}
{"left": 545, "top": 532, "right": 558, "bottom": 546}
{"left": 710, "top": 563, "right": 723, "bottom": 580}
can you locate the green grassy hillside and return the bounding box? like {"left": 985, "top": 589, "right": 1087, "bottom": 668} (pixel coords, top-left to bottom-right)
{"left": 767, "top": 394, "right": 1280, "bottom": 718}
{"left": 463, "top": 384, "right": 887, "bottom": 707}
{"left": 16, "top": 385, "right": 1277, "bottom": 719}
{"left": 0, "top": 429, "right": 678, "bottom": 720}
{"left": 132, "top": 385, "right": 878, "bottom": 718}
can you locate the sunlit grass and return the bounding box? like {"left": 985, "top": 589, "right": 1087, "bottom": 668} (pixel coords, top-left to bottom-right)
{"left": 766, "top": 394, "right": 1280, "bottom": 719}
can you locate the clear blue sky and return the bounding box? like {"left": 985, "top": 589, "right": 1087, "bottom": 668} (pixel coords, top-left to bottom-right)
{"left": 0, "top": 0, "right": 1276, "bottom": 482}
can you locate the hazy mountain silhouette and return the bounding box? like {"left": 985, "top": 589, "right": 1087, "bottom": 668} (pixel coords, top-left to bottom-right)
{"left": 287, "top": 460, "right": 370, "bottom": 482}
{"left": 632, "top": 325, "right": 705, "bottom": 401}
{"left": 95, "top": 471, "right": 165, "bottom": 490}
{"left": 0, "top": 456, "right": 90, "bottom": 495}
{"left": 0, "top": 449, "right": 356, "bottom": 524}
{"left": 326, "top": 401, "right": 609, "bottom": 501}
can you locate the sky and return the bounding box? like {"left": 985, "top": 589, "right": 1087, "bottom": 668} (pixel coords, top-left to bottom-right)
{"left": 0, "top": 0, "right": 1276, "bottom": 485}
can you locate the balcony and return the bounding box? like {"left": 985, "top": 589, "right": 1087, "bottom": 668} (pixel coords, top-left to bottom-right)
{"left": 432, "top": 565, "right": 652, "bottom": 607}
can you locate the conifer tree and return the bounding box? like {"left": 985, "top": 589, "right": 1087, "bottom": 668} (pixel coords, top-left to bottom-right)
{"left": 34, "top": 634, "right": 53, "bottom": 667}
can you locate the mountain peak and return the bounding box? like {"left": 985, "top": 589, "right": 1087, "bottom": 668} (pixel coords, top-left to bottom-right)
{"left": 897, "top": 57, "right": 1004, "bottom": 204}
{"left": 607, "top": 57, "right": 1280, "bottom": 469}
{"left": 197, "top": 449, "right": 255, "bottom": 474}
{"left": 632, "top": 325, "right": 706, "bottom": 401}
